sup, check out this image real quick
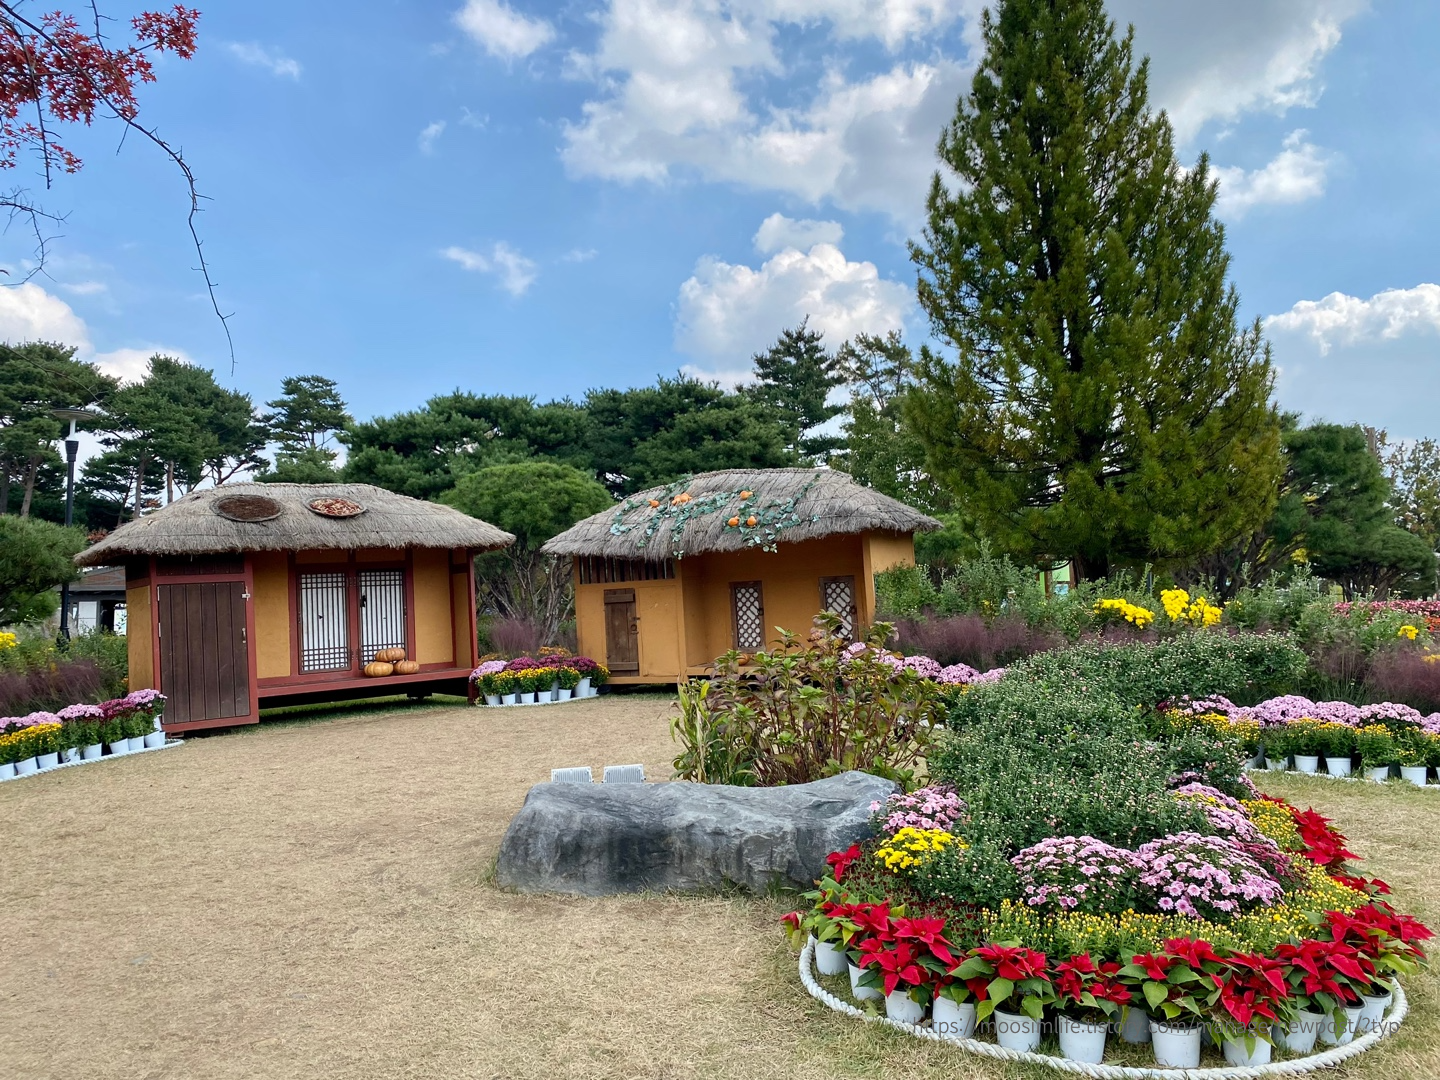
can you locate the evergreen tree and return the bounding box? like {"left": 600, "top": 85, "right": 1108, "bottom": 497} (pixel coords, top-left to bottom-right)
{"left": 746, "top": 321, "right": 844, "bottom": 461}
{"left": 905, "top": 0, "right": 1282, "bottom": 580}
{"left": 259, "top": 375, "right": 353, "bottom": 482}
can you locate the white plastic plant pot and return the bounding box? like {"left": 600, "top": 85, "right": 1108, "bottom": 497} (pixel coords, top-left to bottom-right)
{"left": 144, "top": 731, "right": 165, "bottom": 749}
{"left": 847, "top": 963, "right": 881, "bottom": 1002}
{"left": 0, "top": 762, "right": 16, "bottom": 780}
{"left": 1319, "top": 1004, "right": 1364, "bottom": 1046}
{"left": 992, "top": 1009, "right": 1041, "bottom": 1053}
{"left": 884, "top": 989, "right": 925, "bottom": 1025}
{"left": 37, "top": 752, "right": 60, "bottom": 769}
{"left": 1265, "top": 756, "right": 1288, "bottom": 771}
{"left": 1326, "top": 756, "right": 1354, "bottom": 777}
{"left": 14, "top": 756, "right": 39, "bottom": 776}
{"left": 519, "top": 692, "right": 536, "bottom": 705}
{"left": 1366, "top": 765, "right": 1391, "bottom": 782}
{"left": 1400, "top": 765, "right": 1428, "bottom": 788}
{"left": 81, "top": 743, "right": 103, "bottom": 761}
{"left": 1358, "top": 990, "right": 1393, "bottom": 1034}
{"left": 1273, "top": 1009, "right": 1323, "bottom": 1054}
{"left": 556, "top": 688, "right": 573, "bottom": 701}
{"left": 812, "top": 938, "right": 848, "bottom": 976}
{"left": 535, "top": 689, "right": 553, "bottom": 704}
{"left": 1294, "top": 754, "right": 1320, "bottom": 774}
{"left": 1119, "top": 1006, "right": 1151, "bottom": 1044}
{"left": 153, "top": 715, "right": 164, "bottom": 732}
{"left": 485, "top": 694, "right": 501, "bottom": 706}
{"left": 577, "top": 677, "right": 592, "bottom": 697}
{"left": 932, "top": 997, "right": 976, "bottom": 1040}
{"left": 108, "top": 741, "right": 130, "bottom": 756}
{"left": 1222, "top": 1033, "right": 1272, "bottom": 1067}
{"left": 501, "top": 693, "right": 517, "bottom": 706}
{"left": 1149, "top": 1020, "right": 1201, "bottom": 1068}
{"left": 127, "top": 735, "right": 147, "bottom": 753}
{"left": 1057, "top": 1015, "right": 1107, "bottom": 1064}
{"left": 62, "top": 748, "right": 81, "bottom": 764}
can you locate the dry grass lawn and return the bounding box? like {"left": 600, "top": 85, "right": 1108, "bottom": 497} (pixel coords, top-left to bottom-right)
{"left": 4, "top": 697, "right": 1440, "bottom": 1079}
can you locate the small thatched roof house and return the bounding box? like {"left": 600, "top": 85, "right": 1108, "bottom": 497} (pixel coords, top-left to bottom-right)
{"left": 543, "top": 468, "right": 940, "bottom": 683}
{"left": 79, "top": 483, "right": 513, "bottom": 732}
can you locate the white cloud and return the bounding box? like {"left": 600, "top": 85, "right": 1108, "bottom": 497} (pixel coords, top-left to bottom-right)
{"left": 675, "top": 234, "right": 912, "bottom": 365}
{"left": 59, "top": 280, "right": 108, "bottom": 296}
{"left": 0, "top": 282, "right": 190, "bottom": 384}
{"left": 555, "top": 1, "right": 1361, "bottom": 223}
{"left": 226, "top": 42, "right": 302, "bottom": 79}
{"left": 418, "top": 120, "right": 447, "bottom": 154}
{"left": 1212, "top": 130, "right": 1329, "bottom": 217}
{"left": 753, "top": 213, "right": 844, "bottom": 254}
{"left": 1109, "top": 0, "right": 1367, "bottom": 144}
{"left": 1267, "top": 284, "right": 1440, "bottom": 354}
{"left": 560, "top": 247, "right": 598, "bottom": 263}
{"left": 455, "top": 0, "right": 556, "bottom": 59}
{"left": 441, "top": 243, "right": 539, "bottom": 296}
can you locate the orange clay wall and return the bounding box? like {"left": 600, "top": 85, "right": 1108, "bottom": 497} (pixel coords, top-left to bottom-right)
{"left": 573, "top": 577, "right": 684, "bottom": 681}
{"left": 249, "top": 551, "right": 291, "bottom": 679}
{"left": 411, "top": 548, "right": 455, "bottom": 665}
{"left": 126, "top": 583, "right": 153, "bottom": 689}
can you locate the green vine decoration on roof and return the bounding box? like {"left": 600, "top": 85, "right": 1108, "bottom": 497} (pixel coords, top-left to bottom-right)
{"left": 609, "top": 473, "right": 824, "bottom": 557}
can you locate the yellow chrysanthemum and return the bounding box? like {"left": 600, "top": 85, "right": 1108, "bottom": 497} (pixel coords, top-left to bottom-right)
{"left": 874, "top": 827, "right": 963, "bottom": 872}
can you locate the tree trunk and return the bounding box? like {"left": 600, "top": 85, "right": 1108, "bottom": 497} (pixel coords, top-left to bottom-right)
{"left": 0, "top": 460, "right": 10, "bottom": 514}
{"left": 19, "top": 455, "right": 40, "bottom": 517}
{"left": 166, "top": 460, "right": 174, "bottom": 504}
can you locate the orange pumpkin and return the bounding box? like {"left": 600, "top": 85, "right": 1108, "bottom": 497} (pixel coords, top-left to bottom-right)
{"left": 727, "top": 516, "right": 740, "bottom": 527}
{"left": 363, "top": 661, "right": 394, "bottom": 678}
{"left": 745, "top": 516, "right": 757, "bottom": 527}
{"left": 739, "top": 490, "right": 753, "bottom": 499}
{"left": 393, "top": 659, "right": 420, "bottom": 675}
{"left": 648, "top": 499, "right": 660, "bottom": 507}
{"left": 374, "top": 647, "right": 407, "bottom": 663}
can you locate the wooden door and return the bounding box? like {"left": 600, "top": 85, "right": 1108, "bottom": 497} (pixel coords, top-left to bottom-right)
{"left": 157, "top": 582, "right": 251, "bottom": 724}
{"left": 603, "top": 588, "right": 639, "bottom": 674}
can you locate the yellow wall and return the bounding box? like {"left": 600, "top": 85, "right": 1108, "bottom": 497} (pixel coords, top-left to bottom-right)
{"left": 451, "top": 567, "right": 472, "bottom": 669}
{"left": 126, "top": 584, "right": 153, "bottom": 689}
{"left": 573, "top": 532, "right": 905, "bottom": 680}
{"left": 412, "top": 548, "right": 454, "bottom": 664}
{"left": 861, "top": 532, "right": 917, "bottom": 626}
{"left": 250, "top": 551, "right": 292, "bottom": 678}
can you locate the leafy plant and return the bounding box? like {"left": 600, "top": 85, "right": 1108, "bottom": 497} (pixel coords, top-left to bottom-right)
{"left": 671, "top": 615, "right": 941, "bottom": 787}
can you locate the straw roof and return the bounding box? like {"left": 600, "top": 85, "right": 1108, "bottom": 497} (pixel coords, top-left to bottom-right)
{"left": 541, "top": 468, "right": 940, "bottom": 560}
{"left": 76, "top": 483, "right": 513, "bottom": 567}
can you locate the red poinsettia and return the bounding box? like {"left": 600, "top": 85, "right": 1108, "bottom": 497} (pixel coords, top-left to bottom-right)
{"left": 826, "top": 844, "right": 862, "bottom": 883}
{"left": 1291, "top": 807, "right": 1359, "bottom": 870}
{"left": 1332, "top": 872, "right": 1392, "bottom": 897}
{"left": 954, "top": 944, "right": 1054, "bottom": 1021}
{"left": 1053, "top": 953, "right": 1132, "bottom": 1021}
{"left": 1127, "top": 952, "right": 1174, "bottom": 981}
{"left": 1273, "top": 937, "right": 1372, "bottom": 1011}
{"left": 1208, "top": 952, "right": 1291, "bottom": 1027}
{"left": 890, "top": 916, "right": 958, "bottom": 967}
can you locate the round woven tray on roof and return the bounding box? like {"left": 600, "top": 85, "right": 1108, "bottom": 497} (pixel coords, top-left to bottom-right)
{"left": 307, "top": 496, "right": 365, "bottom": 518}
{"left": 212, "top": 494, "right": 284, "bottom": 522}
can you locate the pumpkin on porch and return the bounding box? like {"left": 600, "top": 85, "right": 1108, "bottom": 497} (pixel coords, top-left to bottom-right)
{"left": 373, "top": 647, "right": 407, "bottom": 663}
{"left": 363, "top": 661, "right": 395, "bottom": 677}
{"left": 393, "top": 660, "right": 420, "bottom": 675}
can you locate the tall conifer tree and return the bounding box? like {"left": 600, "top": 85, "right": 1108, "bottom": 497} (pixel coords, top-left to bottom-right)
{"left": 905, "top": 0, "right": 1282, "bottom": 580}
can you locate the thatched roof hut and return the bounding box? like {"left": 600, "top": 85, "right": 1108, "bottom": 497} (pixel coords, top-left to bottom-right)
{"left": 77, "top": 483, "right": 513, "bottom": 567}
{"left": 542, "top": 468, "right": 940, "bottom": 561}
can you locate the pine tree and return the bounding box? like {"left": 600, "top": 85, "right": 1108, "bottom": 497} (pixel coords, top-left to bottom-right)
{"left": 747, "top": 321, "right": 845, "bottom": 461}
{"left": 905, "top": 0, "right": 1282, "bottom": 580}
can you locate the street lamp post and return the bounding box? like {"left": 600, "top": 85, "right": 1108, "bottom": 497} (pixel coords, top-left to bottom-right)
{"left": 53, "top": 407, "right": 98, "bottom": 644}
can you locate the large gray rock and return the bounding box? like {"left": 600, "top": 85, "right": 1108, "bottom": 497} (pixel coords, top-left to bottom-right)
{"left": 495, "top": 770, "right": 898, "bottom": 896}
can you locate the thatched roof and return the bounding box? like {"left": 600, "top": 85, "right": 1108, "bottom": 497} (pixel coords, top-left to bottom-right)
{"left": 541, "top": 468, "right": 940, "bottom": 560}
{"left": 76, "top": 483, "right": 513, "bottom": 567}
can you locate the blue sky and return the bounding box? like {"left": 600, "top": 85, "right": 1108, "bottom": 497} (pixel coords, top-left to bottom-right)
{"left": 1, "top": 0, "right": 1437, "bottom": 440}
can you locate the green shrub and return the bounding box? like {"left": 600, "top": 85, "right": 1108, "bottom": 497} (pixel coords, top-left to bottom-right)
{"left": 1355, "top": 724, "right": 1397, "bottom": 769}
{"left": 670, "top": 616, "right": 941, "bottom": 787}
{"left": 911, "top": 838, "right": 1020, "bottom": 911}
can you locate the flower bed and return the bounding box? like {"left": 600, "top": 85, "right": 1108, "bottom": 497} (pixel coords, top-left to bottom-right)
{"left": 470, "top": 655, "right": 609, "bottom": 706}
{"left": 1170, "top": 695, "right": 1440, "bottom": 787}
{"left": 781, "top": 639, "right": 1430, "bottom": 1071}
{"left": 0, "top": 690, "right": 172, "bottom": 780}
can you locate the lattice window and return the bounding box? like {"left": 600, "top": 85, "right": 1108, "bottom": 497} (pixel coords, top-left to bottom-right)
{"left": 358, "top": 569, "right": 406, "bottom": 663}
{"left": 731, "top": 581, "right": 764, "bottom": 650}
{"left": 299, "top": 571, "right": 350, "bottom": 672}
{"left": 820, "top": 575, "right": 858, "bottom": 639}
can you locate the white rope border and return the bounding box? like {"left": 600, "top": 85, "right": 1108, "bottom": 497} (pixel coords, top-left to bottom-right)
{"left": 0, "top": 738, "right": 182, "bottom": 783}
{"left": 799, "top": 939, "right": 1408, "bottom": 1079}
